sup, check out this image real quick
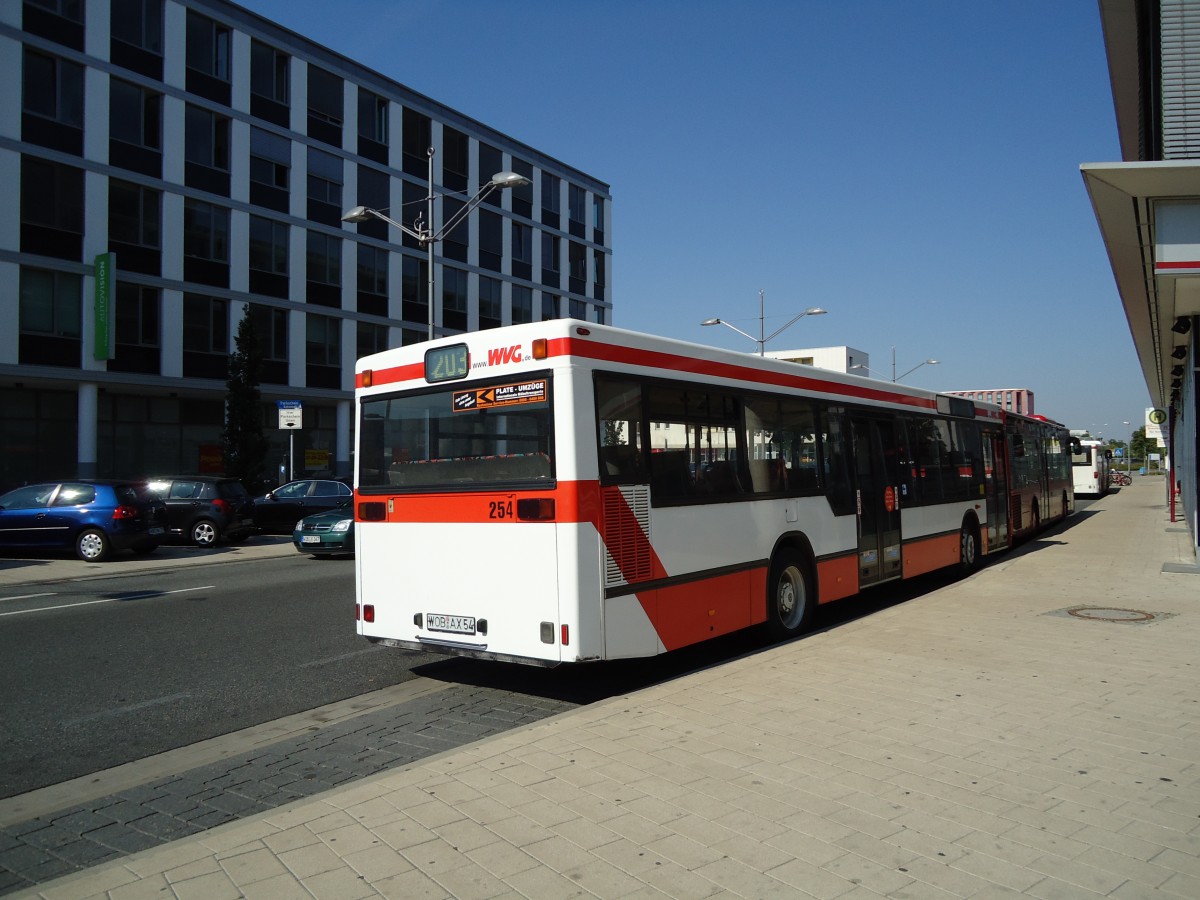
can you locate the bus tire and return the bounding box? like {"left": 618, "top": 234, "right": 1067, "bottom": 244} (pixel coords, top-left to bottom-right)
{"left": 958, "top": 518, "right": 981, "bottom": 576}
{"left": 766, "top": 548, "right": 814, "bottom": 640}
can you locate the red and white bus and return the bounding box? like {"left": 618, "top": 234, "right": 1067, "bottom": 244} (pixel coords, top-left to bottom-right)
{"left": 353, "top": 320, "right": 1072, "bottom": 666}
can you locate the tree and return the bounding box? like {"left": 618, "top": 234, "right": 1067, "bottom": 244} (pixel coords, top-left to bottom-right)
{"left": 222, "top": 311, "right": 269, "bottom": 485}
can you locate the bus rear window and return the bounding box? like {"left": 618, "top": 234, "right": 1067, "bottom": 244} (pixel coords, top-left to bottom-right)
{"left": 358, "top": 376, "right": 553, "bottom": 490}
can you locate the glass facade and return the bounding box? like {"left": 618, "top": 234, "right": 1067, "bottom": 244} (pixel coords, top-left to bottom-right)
{"left": 1, "top": 0, "right": 611, "bottom": 489}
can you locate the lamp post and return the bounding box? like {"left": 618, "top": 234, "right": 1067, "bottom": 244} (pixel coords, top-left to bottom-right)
{"left": 701, "top": 290, "right": 827, "bottom": 355}
{"left": 889, "top": 345, "right": 939, "bottom": 382}
{"left": 1123, "top": 420, "right": 1132, "bottom": 475}
{"left": 342, "top": 148, "right": 531, "bottom": 340}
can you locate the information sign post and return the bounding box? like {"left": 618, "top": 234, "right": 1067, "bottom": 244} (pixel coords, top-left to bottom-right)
{"left": 277, "top": 401, "right": 303, "bottom": 481}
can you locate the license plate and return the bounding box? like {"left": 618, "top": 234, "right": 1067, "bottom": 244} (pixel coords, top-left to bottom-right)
{"left": 426, "top": 613, "right": 475, "bottom": 635}
{"left": 149, "top": 527, "right": 164, "bottom": 536}
{"left": 302, "top": 535, "right": 321, "bottom": 544}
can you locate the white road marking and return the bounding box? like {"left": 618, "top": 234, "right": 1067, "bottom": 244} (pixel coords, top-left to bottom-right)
{"left": 0, "top": 585, "right": 215, "bottom": 617}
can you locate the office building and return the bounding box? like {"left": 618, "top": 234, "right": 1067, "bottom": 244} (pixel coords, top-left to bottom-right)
{"left": 1082, "top": 0, "right": 1198, "bottom": 555}
{"left": 1, "top": 0, "right": 611, "bottom": 489}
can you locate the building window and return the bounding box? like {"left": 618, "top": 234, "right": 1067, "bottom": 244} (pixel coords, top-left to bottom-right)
{"left": 306, "top": 313, "right": 341, "bottom": 389}
{"left": 354, "top": 166, "right": 389, "bottom": 241}
{"left": 357, "top": 321, "right": 388, "bottom": 359}
{"left": 541, "top": 293, "right": 559, "bottom": 321}
{"left": 402, "top": 255, "right": 427, "bottom": 325}
{"left": 512, "top": 285, "right": 532, "bottom": 324}
{"left": 402, "top": 107, "right": 431, "bottom": 178}
{"left": 21, "top": 156, "right": 83, "bottom": 261}
{"left": 23, "top": 0, "right": 85, "bottom": 50}
{"left": 183, "top": 198, "right": 230, "bottom": 286}
{"left": 541, "top": 171, "right": 560, "bottom": 226}
{"left": 184, "top": 104, "right": 230, "bottom": 195}
{"left": 593, "top": 196, "right": 605, "bottom": 242}
{"left": 307, "top": 65, "right": 343, "bottom": 147}
{"left": 109, "top": 78, "right": 161, "bottom": 177}
{"left": 185, "top": 9, "right": 230, "bottom": 103}
{"left": 593, "top": 249, "right": 606, "bottom": 294}
{"left": 512, "top": 221, "right": 532, "bottom": 280}
{"left": 568, "top": 184, "right": 586, "bottom": 237}
{"left": 443, "top": 126, "right": 469, "bottom": 193}
{"left": 249, "top": 215, "right": 288, "bottom": 298}
{"left": 568, "top": 241, "right": 586, "bottom": 294}
{"left": 306, "top": 231, "right": 341, "bottom": 307}
{"left": 111, "top": 283, "right": 160, "bottom": 374}
{"left": 357, "top": 244, "right": 388, "bottom": 317}
{"left": 249, "top": 304, "right": 288, "bottom": 384}
{"left": 306, "top": 147, "right": 343, "bottom": 226}
{"left": 479, "top": 209, "right": 502, "bottom": 273}
{"left": 111, "top": 0, "right": 162, "bottom": 56}
{"left": 570, "top": 299, "right": 586, "bottom": 319}
{"left": 249, "top": 127, "right": 290, "bottom": 212}
{"left": 479, "top": 142, "right": 503, "bottom": 207}
{"left": 510, "top": 158, "right": 533, "bottom": 218}
{"left": 250, "top": 39, "right": 289, "bottom": 127}
{"left": 541, "top": 232, "right": 559, "bottom": 287}
{"left": 357, "top": 88, "right": 388, "bottom": 163}
{"left": 182, "top": 293, "right": 228, "bottom": 378}
{"left": 19, "top": 267, "right": 81, "bottom": 367}
{"left": 109, "top": 179, "right": 160, "bottom": 275}
{"left": 441, "top": 197, "right": 468, "bottom": 263}
{"left": 479, "top": 275, "right": 502, "bottom": 330}
{"left": 442, "top": 267, "right": 468, "bottom": 332}
{"left": 22, "top": 48, "right": 84, "bottom": 155}
{"left": 20, "top": 268, "right": 81, "bottom": 338}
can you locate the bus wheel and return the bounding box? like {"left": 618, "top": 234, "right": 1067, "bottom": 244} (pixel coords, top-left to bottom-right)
{"left": 958, "top": 519, "right": 981, "bottom": 575}
{"left": 766, "top": 549, "right": 814, "bottom": 640}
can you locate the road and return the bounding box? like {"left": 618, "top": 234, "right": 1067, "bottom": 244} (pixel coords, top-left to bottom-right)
{"left": 0, "top": 498, "right": 1100, "bottom": 802}
{"left": 0, "top": 554, "right": 412, "bottom": 799}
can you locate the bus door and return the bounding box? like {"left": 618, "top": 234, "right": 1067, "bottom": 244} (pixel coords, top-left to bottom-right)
{"left": 850, "top": 416, "right": 902, "bottom": 586}
{"left": 981, "top": 426, "right": 1009, "bottom": 551}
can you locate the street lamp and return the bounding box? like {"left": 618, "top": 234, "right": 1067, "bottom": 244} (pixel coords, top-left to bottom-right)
{"left": 1123, "top": 420, "right": 1132, "bottom": 475}
{"left": 895, "top": 358, "right": 939, "bottom": 381}
{"left": 342, "top": 148, "right": 531, "bottom": 340}
{"left": 701, "top": 290, "right": 827, "bottom": 355}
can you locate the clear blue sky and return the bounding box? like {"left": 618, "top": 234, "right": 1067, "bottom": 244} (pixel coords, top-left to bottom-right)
{"left": 241, "top": 0, "right": 1146, "bottom": 443}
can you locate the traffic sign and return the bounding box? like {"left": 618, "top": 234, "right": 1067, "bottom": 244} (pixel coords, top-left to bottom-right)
{"left": 277, "top": 400, "right": 302, "bottom": 430}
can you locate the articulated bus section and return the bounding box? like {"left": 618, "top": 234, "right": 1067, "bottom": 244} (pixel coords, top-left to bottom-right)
{"left": 354, "top": 320, "right": 1073, "bottom": 666}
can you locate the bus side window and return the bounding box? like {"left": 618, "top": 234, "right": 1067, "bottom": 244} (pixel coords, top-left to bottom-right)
{"left": 821, "top": 409, "right": 855, "bottom": 516}
{"left": 595, "top": 376, "right": 646, "bottom": 482}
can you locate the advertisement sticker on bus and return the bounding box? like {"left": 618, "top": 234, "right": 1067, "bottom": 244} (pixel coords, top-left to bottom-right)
{"left": 452, "top": 379, "right": 547, "bottom": 412}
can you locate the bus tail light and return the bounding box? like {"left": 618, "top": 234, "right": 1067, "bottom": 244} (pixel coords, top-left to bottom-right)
{"left": 532, "top": 338, "right": 548, "bottom": 360}
{"left": 360, "top": 502, "right": 386, "bottom": 521}
{"left": 561, "top": 624, "right": 569, "bottom": 646}
{"left": 517, "top": 498, "right": 555, "bottom": 521}
{"left": 362, "top": 604, "right": 375, "bottom": 623}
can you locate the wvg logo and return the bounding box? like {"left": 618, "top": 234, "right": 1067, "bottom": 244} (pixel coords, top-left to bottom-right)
{"left": 487, "top": 345, "right": 523, "bottom": 365}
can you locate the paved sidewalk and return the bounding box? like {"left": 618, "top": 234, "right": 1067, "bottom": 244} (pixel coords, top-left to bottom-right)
{"left": 17, "top": 480, "right": 1200, "bottom": 899}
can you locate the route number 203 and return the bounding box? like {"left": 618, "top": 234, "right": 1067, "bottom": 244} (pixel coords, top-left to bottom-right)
{"left": 488, "top": 500, "right": 514, "bottom": 519}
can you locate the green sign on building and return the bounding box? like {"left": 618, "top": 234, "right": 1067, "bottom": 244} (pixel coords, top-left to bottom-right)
{"left": 93, "top": 252, "right": 115, "bottom": 361}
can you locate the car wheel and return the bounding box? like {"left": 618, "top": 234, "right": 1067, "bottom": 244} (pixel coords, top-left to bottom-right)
{"left": 191, "top": 519, "right": 220, "bottom": 547}
{"left": 75, "top": 528, "right": 111, "bottom": 562}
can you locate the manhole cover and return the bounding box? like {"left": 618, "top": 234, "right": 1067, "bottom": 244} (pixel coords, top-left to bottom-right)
{"left": 1066, "top": 606, "right": 1156, "bottom": 623}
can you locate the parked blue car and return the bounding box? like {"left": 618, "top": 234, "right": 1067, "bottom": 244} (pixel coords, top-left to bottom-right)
{"left": 0, "top": 480, "right": 167, "bottom": 562}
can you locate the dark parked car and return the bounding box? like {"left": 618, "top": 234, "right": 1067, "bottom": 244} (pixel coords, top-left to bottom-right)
{"left": 293, "top": 499, "right": 355, "bottom": 557}
{"left": 145, "top": 476, "right": 256, "bottom": 547}
{"left": 0, "top": 480, "right": 166, "bottom": 562}
{"left": 253, "top": 479, "right": 353, "bottom": 534}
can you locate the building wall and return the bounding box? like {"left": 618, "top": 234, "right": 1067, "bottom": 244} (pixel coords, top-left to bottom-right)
{"left": 1, "top": 0, "right": 611, "bottom": 490}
